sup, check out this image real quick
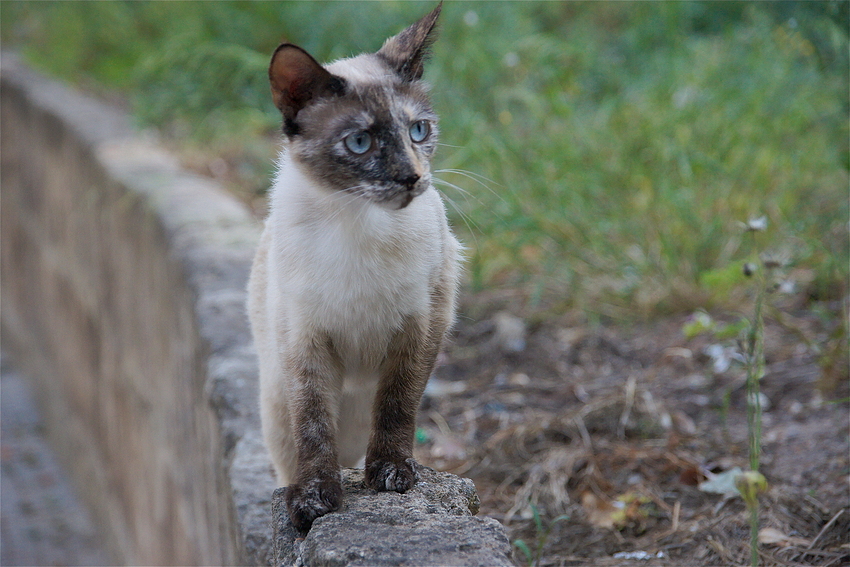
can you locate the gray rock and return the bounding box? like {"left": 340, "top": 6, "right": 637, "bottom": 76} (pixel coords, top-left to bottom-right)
{"left": 273, "top": 467, "right": 514, "bottom": 567}
{"left": 493, "top": 312, "right": 527, "bottom": 353}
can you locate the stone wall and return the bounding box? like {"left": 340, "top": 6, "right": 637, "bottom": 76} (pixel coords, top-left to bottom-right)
{"left": 1, "top": 54, "right": 274, "bottom": 565}
{"left": 0, "top": 55, "right": 512, "bottom": 567}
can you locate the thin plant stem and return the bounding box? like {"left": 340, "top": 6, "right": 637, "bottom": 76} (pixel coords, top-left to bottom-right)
{"left": 745, "top": 271, "right": 765, "bottom": 473}
{"left": 749, "top": 504, "right": 759, "bottom": 567}
{"left": 743, "top": 228, "right": 768, "bottom": 567}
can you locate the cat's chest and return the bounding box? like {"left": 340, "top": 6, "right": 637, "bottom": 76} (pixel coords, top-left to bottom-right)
{"left": 276, "top": 193, "right": 441, "bottom": 335}
{"left": 308, "top": 221, "right": 430, "bottom": 303}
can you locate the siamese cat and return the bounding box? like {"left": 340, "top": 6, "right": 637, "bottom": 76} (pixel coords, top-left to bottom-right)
{"left": 248, "top": 3, "right": 460, "bottom": 532}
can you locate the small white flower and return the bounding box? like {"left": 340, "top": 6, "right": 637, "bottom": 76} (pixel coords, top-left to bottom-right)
{"left": 778, "top": 279, "right": 796, "bottom": 294}
{"left": 463, "top": 10, "right": 479, "bottom": 27}
{"left": 745, "top": 216, "right": 768, "bottom": 232}
{"left": 705, "top": 343, "right": 744, "bottom": 374}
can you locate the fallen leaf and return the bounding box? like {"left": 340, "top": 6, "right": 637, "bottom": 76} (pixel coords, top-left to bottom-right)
{"left": 581, "top": 491, "right": 617, "bottom": 529}
{"left": 758, "top": 527, "right": 810, "bottom": 547}
{"left": 581, "top": 491, "right": 654, "bottom": 530}
{"left": 671, "top": 410, "right": 697, "bottom": 436}
{"left": 698, "top": 467, "right": 743, "bottom": 497}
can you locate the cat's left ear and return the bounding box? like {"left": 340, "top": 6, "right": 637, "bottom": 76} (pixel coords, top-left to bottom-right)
{"left": 377, "top": 2, "right": 442, "bottom": 82}
{"left": 269, "top": 44, "right": 346, "bottom": 125}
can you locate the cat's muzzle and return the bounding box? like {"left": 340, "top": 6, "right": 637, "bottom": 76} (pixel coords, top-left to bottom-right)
{"left": 372, "top": 177, "right": 429, "bottom": 210}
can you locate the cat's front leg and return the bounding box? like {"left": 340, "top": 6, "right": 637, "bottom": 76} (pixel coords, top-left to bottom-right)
{"left": 284, "top": 334, "right": 344, "bottom": 532}
{"left": 365, "top": 314, "right": 440, "bottom": 492}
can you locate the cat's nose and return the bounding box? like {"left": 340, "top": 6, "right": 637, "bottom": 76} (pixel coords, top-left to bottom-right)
{"left": 398, "top": 173, "right": 421, "bottom": 189}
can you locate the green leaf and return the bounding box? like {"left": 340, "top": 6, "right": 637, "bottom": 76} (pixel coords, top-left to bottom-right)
{"left": 713, "top": 317, "right": 750, "bottom": 340}
{"left": 530, "top": 502, "right": 543, "bottom": 534}
{"left": 698, "top": 261, "right": 748, "bottom": 301}
{"left": 683, "top": 310, "right": 715, "bottom": 339}
{"left": 512, "top": 539, "right": 532, "bottom": 564}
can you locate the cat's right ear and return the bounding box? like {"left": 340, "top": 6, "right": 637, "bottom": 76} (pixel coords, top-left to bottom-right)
{"left": 269, "top": 44, "right": 346, "bottom": 134}
{"left": 377, "top": 2, "right": 442, "bottom": 82}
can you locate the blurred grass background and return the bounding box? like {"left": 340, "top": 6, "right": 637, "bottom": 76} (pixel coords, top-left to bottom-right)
{"left": 3, "top": 1, "right": 847, "bottom": 320}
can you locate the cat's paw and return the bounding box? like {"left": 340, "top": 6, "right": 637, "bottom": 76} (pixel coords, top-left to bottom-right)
{"left": 285, "top": 474, "right": 343, "bottom": 533}
{"left": 365, "top": 457, "right": 418, "bottom": 493}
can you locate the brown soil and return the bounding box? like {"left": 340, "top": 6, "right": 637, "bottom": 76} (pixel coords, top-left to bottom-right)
{"left": 415, "top": 296, "right": 849, "bottom": 566}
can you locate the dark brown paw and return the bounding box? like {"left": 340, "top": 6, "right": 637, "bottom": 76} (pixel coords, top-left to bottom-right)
{"left": 285, "top": 475, "right": 343, "bottom": 533}
{"left": 365, "top": 457, "right": 418, "bottom": 492}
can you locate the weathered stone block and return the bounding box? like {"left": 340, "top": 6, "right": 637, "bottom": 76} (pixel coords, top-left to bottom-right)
{"left": 273, "top": 467, "right": 514, "bottom": 567}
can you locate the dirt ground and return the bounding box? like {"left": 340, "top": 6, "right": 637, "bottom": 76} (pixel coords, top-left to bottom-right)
{"left": 414, "top": 295, "right": 849, "bottom": 567}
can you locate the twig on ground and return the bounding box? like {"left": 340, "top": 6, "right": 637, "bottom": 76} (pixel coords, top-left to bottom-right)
{"left": 807, "top": 508, "right": 844, "bottom": 550}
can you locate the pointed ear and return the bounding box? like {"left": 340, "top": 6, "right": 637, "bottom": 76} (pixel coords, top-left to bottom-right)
{"left": 269, "top": 44, "right": 346, "bottom": 124}
{"left": 376, "top": 2, "right": 442, "bottom": 82}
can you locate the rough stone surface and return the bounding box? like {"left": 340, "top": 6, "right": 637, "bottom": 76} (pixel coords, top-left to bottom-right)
{"left": 273, "top": 467, "right": 514, "bottom": 567}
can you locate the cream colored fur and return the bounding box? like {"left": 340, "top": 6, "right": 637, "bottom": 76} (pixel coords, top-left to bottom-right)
{"left": 248, "top": 56, "right": 461, "bottom": 485}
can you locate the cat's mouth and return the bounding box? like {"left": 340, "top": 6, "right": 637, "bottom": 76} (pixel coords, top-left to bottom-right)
{"left": 357, "top": 178, "right": 429, "bottom": 210}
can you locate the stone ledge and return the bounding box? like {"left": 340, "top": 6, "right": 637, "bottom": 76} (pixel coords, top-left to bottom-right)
{"left": 273, "top": 468, "right": 514, "bottom": 567}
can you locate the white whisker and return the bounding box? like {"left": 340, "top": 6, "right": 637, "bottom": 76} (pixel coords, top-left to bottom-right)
{"left": 434, "top": 168, "right": 506, "bottom": 205}
{"left": 432, "top": 177, "right": 505, "bottom": 222}
{"left": 435, "top": 168, "right": 499, "bottom": 187}
{"left": 433, "top": 177, "right": 474, "bottom": 200}
{"left": 439, "top": 190, "right": 481, "bottom": 247}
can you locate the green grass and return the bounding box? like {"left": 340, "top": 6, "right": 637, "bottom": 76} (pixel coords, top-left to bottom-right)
{"left": 4, "top": 1, "right": 847, "bottom": 319}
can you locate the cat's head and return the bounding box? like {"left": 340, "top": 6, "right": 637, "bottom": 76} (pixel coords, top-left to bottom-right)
{"left": 269, "top": 3, "right": 442, "bottom": 210}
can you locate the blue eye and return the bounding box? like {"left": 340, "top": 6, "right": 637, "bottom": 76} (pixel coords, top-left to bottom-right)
{"left": 344, "top": 131, "right": 372, "bottom": 154}
{"left": 409, "top": 120, "right": 430, "bottom": 143}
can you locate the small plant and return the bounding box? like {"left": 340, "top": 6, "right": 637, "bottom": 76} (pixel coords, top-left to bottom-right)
{"left": 685, "top": 215, "right": 780, "bottom": 566}
{"left": 739, "top": 217, "right": 775, "bottom": 567}
{"left": 512, "top": 503, "right": 569, "bottom": 567}
{"left": 737, "top": 469, "right": 769, "bottom": 567}
{"left": 741, "top": 230, "right": 766, "bottom": 471}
